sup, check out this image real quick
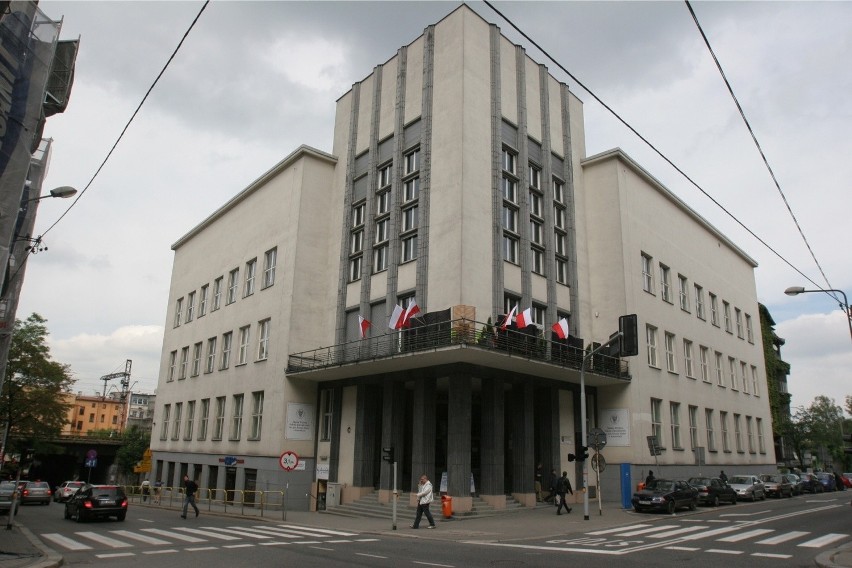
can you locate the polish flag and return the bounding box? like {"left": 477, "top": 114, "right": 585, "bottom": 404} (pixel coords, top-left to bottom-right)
{"left": 500, "top": 305, "right": 517, "bottom": 330}
{"left": 358, "top": 316, "right": 372, "bottom": 339}
{"left": 552, "top": 318, "right": 570, "bottom": 339}
{"left": 515, "top": 307, "right": 532, "bottom": 328}
{"left": 388, "top": 305, "right": 405, "bottom": 330}
{"left": 401, "top": 299, "right": 421, "bottom": 328}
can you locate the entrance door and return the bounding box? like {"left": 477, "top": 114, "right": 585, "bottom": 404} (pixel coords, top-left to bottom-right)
{"left": 225, "top": 467, "right": 237, "bottom": 503}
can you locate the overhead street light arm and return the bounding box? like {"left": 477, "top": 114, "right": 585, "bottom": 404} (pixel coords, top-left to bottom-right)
{"left": 784, "top": 286, "right": 852, "bottom": 345}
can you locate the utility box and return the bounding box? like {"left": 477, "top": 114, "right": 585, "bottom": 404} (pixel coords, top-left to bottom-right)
{"left": 326, "top": 482, "right": 342, "bottom": 508}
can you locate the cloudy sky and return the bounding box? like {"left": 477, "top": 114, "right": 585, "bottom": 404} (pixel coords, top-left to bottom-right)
{"left": 24, "top": 1, "right": 851, "bottom": 415}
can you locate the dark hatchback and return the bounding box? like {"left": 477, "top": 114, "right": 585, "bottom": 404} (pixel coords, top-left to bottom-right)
{"left": 632, "top": 479, "right": 698, "bottom": 514}
{"left": 687, "top": 477, "right": 737, "bottom": 506}
{"left": 64, "top": 484, "right": 128, "bottom": 522}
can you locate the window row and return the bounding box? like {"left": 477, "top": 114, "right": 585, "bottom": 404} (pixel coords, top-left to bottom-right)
{"left": 166, "top": 319, "right": 271, "bottom": 381}
{"left": 651, "top": 398, "right": 766, "bottom": 455}
{"left": 160, "top": 391, "right": 264, "bottom": 443}
{"left": 173, "top": 248, "right": 277, "bottom": 328}
{"left": 645, "top": 324, "right": 761, "bottom": 395}
{"left": 640, "top": 252, "right": 754, "bottom": 343}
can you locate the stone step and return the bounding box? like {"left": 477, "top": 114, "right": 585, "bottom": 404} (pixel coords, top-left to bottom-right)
{"left": 323, "top": 492, "right": 530, "bottom": 520}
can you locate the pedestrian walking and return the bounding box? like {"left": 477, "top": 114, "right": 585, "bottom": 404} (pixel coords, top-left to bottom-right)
{"left": 410, "top": 474, "right": 436, "bottom": 529}
{"left": 719, "top": 470, "right": 728, "bottom": 485}
{"left": 556, "top": 471, "right": 573, "bottom": 515}
{"left": 535, "top": 462, "right": 543, "bottom": 502}
{"left": 141, "top": 479, "right": 150, "bottom": 502}
{"left": 544, "top": 468, "right": 559, "bottom": 503}
{"left": 181, "top": 474, "right": 199, "bottom": 519}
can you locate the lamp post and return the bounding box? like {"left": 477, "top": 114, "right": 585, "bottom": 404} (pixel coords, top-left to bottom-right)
{"left": 784, "top": 286, "right": 852, "bottom": 344}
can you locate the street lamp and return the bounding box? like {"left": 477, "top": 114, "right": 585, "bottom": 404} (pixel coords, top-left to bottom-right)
{"left": 784, "top": 286, "right": 852, "bottom": 344}
{"left": 24, "top": 185, "right": 77, "bottom": 203}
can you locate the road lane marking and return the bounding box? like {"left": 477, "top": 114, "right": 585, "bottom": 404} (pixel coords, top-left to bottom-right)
{"left": 617, "top": 525, "right": 678, "bottom": 536}
{"left": 40, "top": 533, "right": 92, "bottom": 550}
{"left": 110, "top": 529, "right": 171, "bottom": 545}
{"left": 588, "top": 524, "right": 652, "bottom": 535}
{"left": 357, "top": 553, "right": 388, "bottom": 559}
{"left": 798, "top": 533, "right": 848, "bottom": 548}
{"left": 665, "top": 546, "right": 700, "bottom": 551}
{"left": 310, "top": 546, "right": 334, "bottom": 551}
{"left": 95, "top": 552, "right": 135, "bottom": 559}
{"left": 648, "top": 526, "right": 708, "bottom": 539}
{"left": 142, "top": 549, "right": 178, "bottom": 554}
{"left": 75, "top": 531, "right": 134, "bottom": 548}
{"left": 277, "top": 524, "right": 358, "bottom": 536}
{"left": 752, "top": 553, "right": 792, "bottom": 558}
{"left": 706, "top": 549, "right": 743, "bottom": 554}
{"left": 186, "top": 546, "right": 218, "bottom": 551}
{"left": 413, "top": 562, "right": 455, "bottom": 567}
{"left": 203, "top": 526, "right": 271, "bottom": 539}
{"left": 463, "top": 542, "right": 625, "bottom": 555}
{"left": 223, "top": 543, "right": 256, "bottom": 549}
{"left": 717, "top": 528, "right": 774, "bottom": 542}
{"left": 141, "top": 528, "right": 207, "bottom": 542}
{"left": 259, "top": 542, "right": 291, "bottom": 546}
{"left": 756, "top": 531, "right": 809, "bottom": 545}
{"left": 172, "top": 527, "right": 241, "bottom": 540}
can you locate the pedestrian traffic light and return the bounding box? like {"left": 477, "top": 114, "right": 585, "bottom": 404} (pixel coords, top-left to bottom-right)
{"left": 619, "top": 314, "right": 638, "bottom": 357}
{"left": 382, "top": 447, "right": 394, "bottom": 463}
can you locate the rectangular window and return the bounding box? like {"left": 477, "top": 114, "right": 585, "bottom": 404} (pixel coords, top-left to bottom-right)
{"left": 502, "top": 148, "right": 516, "bottom": 174}
{"left": 375, "top": 218, "right": 389, "bottom": 243}
{"left": 238, "top": 326, "right": 250, "bottom": 365}
{"left": 401, "top": 235, "right": 418, "bottom": 263}
{"left": 502, "top": 205, "right": 518, "bottom": 232}
{"left": 230, "top": 394, "right": 244, "bottom": 441}
{"left": 373, "top": 244, "right": 389, "bottom": 272}
{"left": 352, "top": 202, "right": 365, "bottom": 227}
{"left": 705, "top": 409, "right": 716, "bottom": 452}
{"left": 660, "top": 264, "right": 671, "bottom": 303}
{"left": 683, "top": 339, "right": 694, "bottom": 378}
{"left": 250, "top": 391, "right": 264, "bottom": 440}
{"left": 529, "top": 191, "right": 542, "bottom": 218}
{"left": 403, "top": 177, "right": 419, "bottom": 202}
{"left": 694, "top": 284, "right": 704, "bottom": 319}
{"left": 528, "top": 164, "right": 540, "bottom": 189}
{"left": 720, "top": 411, "right": 730, "bottom": 452}
{"left": 376, "top": 190, "right": 390, "bottom": 215}
{"left": 709, "top": 293, "right": 718, "bottom": 326}
{"left": 531, "top": 248, "right": 544, "bottom": 275}
{"left": 723, "top": 301, "right": 732, "bottom": 333}
{"left": 258, "top": 319, "right": 270, "bottom": 360}
{"left": 651, "top": 398, "right": 663, "bottom": 447}
{"left": 404, "top": 149, "right": 419, "bottom": 174}
{"left": 756, "top": 417, "right": 765, "bottom": 453}
{"left": 741, "top": 361, "right": 749, "bottom": 393}
{"left": 553, "top": 178, "right": 564, "bottom": 204}
{"left": 349, "top": 256, "right": 362, "bottom": 282}
{"left": 665, "top": 332, "right": 677, "bottom": 373}
{"left": 179, "top": 347, "right": 188, "bottom": 379}
{"left": 174, "top": 297, "right": 183, "bottom": 327}
{"left": 378, "top": 163, "right": 392, "bottom": 188}
{"left": 678, "top": 275, "right": 689, "bottom": 311}
{"left": 221, "top": 331, "right": 233, "bottom": 370}
{"left": 213, "top": 396, "right": 226, "bottom": 440}
{"left": 227, "top": 268, "right": 239, "bottom": 304}
{"left": 555, "top": 258, "right": 568, "bottom": 285}
{"left": 502, "top": 176, "right": 518, "bottom": 203}
{"left": 213, "top": 277, "right": 223, "bottom": 311}
{"left": 735, "top": 308, "right": 743, "bottom": 338}
{"left": 401, "top": 205, "right": 418, "bottom": 232}
{"left": 746, "top": 416, "right": 755, "bottom": 453}
{"left": 728, "top": 356, "right": 737, "bottom": 390}
{"left": 751, "top": 365, "right": 760, "bottom": 396}
{"left": 641, "top": 253, "right": 654, "bottom": 294}
{"left": 205, "top": 337, "right": 217, "bottom": 374}
{"left": 172, "top": 402, "right": 182, "bottom": 440}
{"left": 699, "top": 346, "right": 710, "bottom": 382}
{"left": 715, "top": 351, "right": 724, "bottom": 386}
{"left": 244, "top": 258, "right": 257, "bottom": 297}
{"left": 503, "top": 235, "right": 518, "bottom": 264}
{"left": 646, "top": 325, "right": 658, "bottom": 367}
{"left": 554, "top": 231, "right": 567, "bottom": 255}
{"left": 160, "top": 404, "right": 170, "bottom": 441}
{"left": 350, "top": 229, "right": 364, "bottom": 254}
{"left": 198, "top": 398, "right": 209, "bottom": 441}
{"left": 530, "top": 219, "right": 543, "bottom": 245}
{"left": 263, "top": 247, "right": 277, "bottom": 288}
{"left": 745, "top": 314, "right": 754, "bottom": 343}
{"left": 199, "top": 284, "right": 209, "bottom": 317}
{"left": 688, "top": 405, "right": 699, "bottom": 450}
{"left": 186, "top": 291, "right": 196, "bottom": 322}
{"left": 168, "top": 351, "right": 177, "bottom": 382}
{"left": 734, "top": 413, "right": 743, "bottom": 452}
{"left": 670, "top": 402, "right": 682, "bottom": 449}
{"left": 553, "top": 205, "right": 565, "bottom": 229}
{"left": 320, "top": 389, "right": 333, "bottom": 441}
{"left": 184, "top": 400, "right": 195, "bottom": 440}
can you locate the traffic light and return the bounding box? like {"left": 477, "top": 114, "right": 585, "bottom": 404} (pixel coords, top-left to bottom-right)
{"left": 567, "top": 452, "right": 576, "bottom": 462}
{"left": 382, "top": 447, "right": 395, "bottom": 463}
{"left": 573, "top": 440, "right": 589, "bottom": 462}
{"left": 579, "top": 445, "right": 589, "bottom": 462}
{"left": 619, "top": 314, "right": 638, "bottom": 357}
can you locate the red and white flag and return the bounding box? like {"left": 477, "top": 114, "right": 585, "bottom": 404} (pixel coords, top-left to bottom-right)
{"left": 552, "top": 318, "right": 570, "bottom": 339}
{"left": 358, "top": 316, "right": 372, "bottom": 339}
{"left": 388, "top": 305, "right": 405, "bottom": 330}
{"left": 515, "top": 307, "right": 532, "bottom": 328}
{"left": 500, "top": 305, "right": 517, "bottom": 330}
{"left": 401, "top": 299, "right": 421, "bottom": 328}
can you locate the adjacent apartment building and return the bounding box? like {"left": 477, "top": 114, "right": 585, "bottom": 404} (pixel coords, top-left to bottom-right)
{"left": 151, "top": 5, "right": 772, "bottom": 512}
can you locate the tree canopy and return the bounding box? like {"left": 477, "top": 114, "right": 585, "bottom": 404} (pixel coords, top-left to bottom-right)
{"left": 1, "top": 313, "right": 74, "bottom": 452}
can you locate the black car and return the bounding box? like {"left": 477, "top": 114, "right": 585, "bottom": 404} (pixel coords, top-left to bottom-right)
{"left": 799, "top": 473, "right": 824, "bottom": 494}
{"left": 687, "top": 476, "right": 737, "bottom": 506}
{"left": 64, "top": 484, "right": 128, "bottom": 522}
{"left": 632, "top": 479, "right": 698, "bottom": 514}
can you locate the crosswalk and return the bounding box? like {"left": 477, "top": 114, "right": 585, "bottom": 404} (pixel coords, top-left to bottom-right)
{"left": 40, "top": 523, "right": 379, "bottom": 558}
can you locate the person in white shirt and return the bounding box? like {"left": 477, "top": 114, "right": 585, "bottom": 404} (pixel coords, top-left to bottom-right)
{"left": 410, "top": 474, "right": 436, "bottom": 529}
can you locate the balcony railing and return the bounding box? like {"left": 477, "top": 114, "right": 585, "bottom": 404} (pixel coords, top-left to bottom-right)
{"left": 287, "top": 317, "right": 630, "bottom": 381}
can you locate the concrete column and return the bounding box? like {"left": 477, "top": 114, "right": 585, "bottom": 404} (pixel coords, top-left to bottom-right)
{"left": 328, "top": 386, "right": 343, "bottom": 483}
{"left": 447, "top": 374, "right": 472, "bottom": 512}
{"left": 511, "top": 382, "right": 535, "bottom": 506}
{"left": 379, "top": 381, "right": 405, "bottom": 504}
{"left": 352, "top": 384, "right": 380, "bottom": 497}
{"left": 410, "top": 377, "right": 436, "bottom": 495}
{"left": 480, "top": 377, "right": 506, "bottom": 508}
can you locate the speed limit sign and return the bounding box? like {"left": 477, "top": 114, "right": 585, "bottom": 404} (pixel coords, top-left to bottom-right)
{"left": 279, "top": 450, "right": 299, "bottom": 471}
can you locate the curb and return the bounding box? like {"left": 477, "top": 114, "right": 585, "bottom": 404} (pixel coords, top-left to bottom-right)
{"left": 18, "top": 525, "right": 62, "bottom": 568}
{"left": 815, "top": 543, "right": 852, "bottom": 568}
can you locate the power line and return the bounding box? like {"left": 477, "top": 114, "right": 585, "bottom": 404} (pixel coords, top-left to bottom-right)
{"left": 684, "top": 0, "right": 834, "bottom": 297}
{"left": 481, "top": 0, "right": 825, "bottom": 292}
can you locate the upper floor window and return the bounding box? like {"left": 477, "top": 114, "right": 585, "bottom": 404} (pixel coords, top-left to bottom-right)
{"left": 553, "top": 178, "right": 565, "bottom": 204}
{"left": 213, "top": 396, "right": 226, "bottom": 440}
{"left": 238, "top": 326, "right": 250, "bottom": 365}
{"left": 174, "top": 297, "right": 183, "bottom": 327}
{"left": 263, "top": 247, "right": 277, "bottom": 288}
{"left": 221, "top": 331, "right": 233, "bottom": 370}
{"left": 502, "top": 148, "right": 516, "bottom": 174}
{"left": 191, "top": 342, "right": 202, "bottom": 377}
{"left": 404, "top": 149, "right": 419, "bottom": 175}
{"left": 230, "top": 394, "right": 244, "bottom": 441}
{"left": 678, "top": 275, "right": 689, "bottom": 311}
{"left": 227, "top": 268, "right": 239, "bottom": 305}
{"left": 258, "top": 319, "right": 270, "bottom": 360}
{"left": 199, "top": 284, "right": 209, "bottom": 317}
{"left": 167, "top": 351, "right": 177, "bottom": 382}
{"left": 745, "top": 314, "right": 754, "bottom": 343}
{"left": 641, "top": 253, "right": 654, "bottom": 294}
{"left": 664, "top": 332, "right": 677, "bottom": 373}
{"left": 660, "top": 264, "right": 672, "bottom": 303}
{"left": 723, "top": 301, "right": 732, "bottom": 333}
{"left": 709, "top": 293, "right": 719, "bottom": 326}
{"left": 244, "top": 259, "right": 257, "bottom": 297}
{"left": 250, "top": 391, "right": 264, "bottom": 440}
{"left": 378, "top": 163, "right": 392, "bottom": 188}
{"left": 186, "top": 291, "right": 196, "bottom": 322}
{"left": 735, "top": 308, "right": 743, "bottom": 338}
{"left": 401, "top": 206, "right": 418, "bottom": 233}
{"left": 376, "top": 190, "right": 391, "bottom": 215}
{"left": 401, "top": 235, "right": 418, "bottom": 263}
{"left": 651, "top": 398, "right": 663, "bottom": 447}
{"left": 403, "top": 177, "right": 419, "bottom": 202}
{"left": 352, "top": 202, "right": 366, "bottom": 227}
{"left": 694, "top": 284, "right": 704, "bottom": 320}
{"left": 212, "top": 277, "right": 223, "bottom": 311}
{"left": 646, "top": 324, "right": 658, "bottom": 368}
{"left": 528, "top": 164, "right": 541, "bottom": 189}
{"left": 205, "top": 337, "right": 217, "bottom": 374}
{"left": 529, "top": 191, "right": 542, "bottom": 218}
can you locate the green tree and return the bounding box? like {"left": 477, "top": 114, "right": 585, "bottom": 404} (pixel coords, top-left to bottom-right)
{"left": 782, "top": 408, "right": 812, "bottom": 471}
{"left": 807, "top": 395, "right": 844, "bottom": 468}
{"left": 0, "top": 314, "right": 74, "bottom": 453}
{"left": 115, "top": 425, "right": 150, "bottom": 477}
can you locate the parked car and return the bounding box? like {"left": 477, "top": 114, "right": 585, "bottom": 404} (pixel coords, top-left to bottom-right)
{"left": 53, "top": 481, "right": 85, "bottom": 503}
{"left": 0, "top": 480, "right": 19, "bottom": 515}
{"left": 816, "top": 472, "right": 837, "bottom": 492}
{"left": 728, "top": 475, "right": 766, "bottom": 501}
{"left": 842, "top": 474, "right": 852, "bottom": 489}
{"left": 759, "top": 474, "right": 793, "bottom": 498}
{"left": 799, "top": 473, "right": 824, "bottom": 494}
{"left": 687, "top": 477, "right": 737, "bottom": 506}
{"left": 64, "top": 484, "right": 128, "bottom": 522}
{"left": 632, "top": 479, "right": 698, "bottom": 514}
{"left": 785, "top": 473, "right": 805, "bottom": 495}
{"left": 20, "top": 481, "right": 51, "bottom": 505}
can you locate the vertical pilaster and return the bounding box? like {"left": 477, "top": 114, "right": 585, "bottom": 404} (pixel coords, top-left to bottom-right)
{"left": 480, "top": 377, "right": 505, "bottom": 507}
{"left": 352, "top": 384, "right": 380, "bottom": 489}
{"left": 380, "top": 381, "right": 405, "bottom": 503}
{"left": 511, "top": 381, "right": 535, "bottom": 506}
{"left": 328, "top": 386, "right": 343, "bottom": 483}
{"left": 447, "top": 374, "right": 472, "bottom": 512}
{"left": 410, "top": 377, "right": 437, "bottom": 494}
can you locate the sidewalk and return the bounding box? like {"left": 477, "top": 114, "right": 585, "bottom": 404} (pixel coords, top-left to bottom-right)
{"left": 1, "top": 498, "right": 849, "bottom": 568}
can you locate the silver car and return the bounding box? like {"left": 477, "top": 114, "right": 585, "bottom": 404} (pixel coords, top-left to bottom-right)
{"left": 0, "top": 481, "right": 19, "bottom": 514}
{"left": 728, "top": 475, "right": 766, "bottom": 501}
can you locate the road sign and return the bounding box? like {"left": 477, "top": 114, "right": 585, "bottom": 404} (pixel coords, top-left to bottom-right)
{"left": 588, "top": 428, "right": 607, "bottom": 450}
{"left": 279, "top": 450, "right": 299, "bottom": 471}
{"left": 86, "top": 449, "right": 97, "bottom": 460}
{"left": 591, "top": 453, "right": 606, "bottom": 472}
{"left": 85, "top": 458, "right": 97, "bottom": 468}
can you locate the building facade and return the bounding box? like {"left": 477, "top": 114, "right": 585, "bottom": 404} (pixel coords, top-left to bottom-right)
{"left": 61, "top": 393, "right": 127, "bottom": 437}
{"left": 151, "top": 5, "right": 772, "bottom": 512}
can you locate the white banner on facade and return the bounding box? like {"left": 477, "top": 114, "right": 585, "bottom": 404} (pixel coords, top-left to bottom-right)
{"left": 285, "top": 402, "right": 315, "bottom": 440}
{"left": 600, "top": 408, "right": 630, "bottom": 446}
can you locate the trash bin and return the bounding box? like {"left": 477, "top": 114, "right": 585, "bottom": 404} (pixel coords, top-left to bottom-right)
{"left": 441, "top": 495, "right": 453, "bottom": 518}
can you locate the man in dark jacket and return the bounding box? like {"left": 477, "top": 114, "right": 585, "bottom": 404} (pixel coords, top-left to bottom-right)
{"left": 181, "top": 474, "right": 199, "bottom": 519}
{"left": 556, "top": 471, "right": 573, "bottom": 515}
{"left": 544, "top": 469, "right": 559, "bottom": 503}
